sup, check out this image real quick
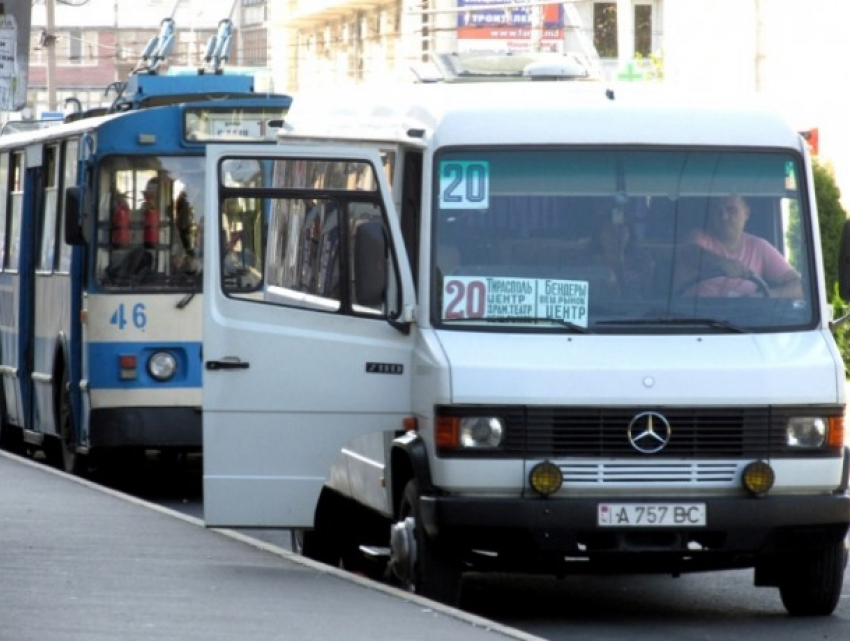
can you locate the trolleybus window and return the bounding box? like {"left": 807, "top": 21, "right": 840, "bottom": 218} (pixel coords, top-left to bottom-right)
{"left": 0, "top": 153, "right": 7, "bottom": 268}
{"left": 98, "top": 156, "right": 204, "bottom": 289}
{"left": 38, "top": 145, "right": 60, "bottom": 272}
{"left": 57, "top": 139, "right": 77, "bottom": 273}
{"left": 7, "top": 151, "right": 24, "bottom": 272}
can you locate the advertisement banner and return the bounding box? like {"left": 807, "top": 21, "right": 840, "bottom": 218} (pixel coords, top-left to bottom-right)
{"left": 0, "top": 0, "right": 31, "bottom": 111}
{"left": 457, "top": 1, "right": 564, "bottom": 52}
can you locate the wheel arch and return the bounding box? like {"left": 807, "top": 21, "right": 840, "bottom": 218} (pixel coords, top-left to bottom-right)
{"left": 389, "top": 432, "right": 433, "bottom": 517}
{"left": 51, "top": 332, "right": 71, "bottom": 412}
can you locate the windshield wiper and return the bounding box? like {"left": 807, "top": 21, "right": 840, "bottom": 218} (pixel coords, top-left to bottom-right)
{"left": 597, "top": 317, "right": 745, "bottom": 333}
{"left": 443, "top": 317, "right": 592, "bottom": 333}
{"left": 177, "top": 291, "right": 197, "bottom": 309}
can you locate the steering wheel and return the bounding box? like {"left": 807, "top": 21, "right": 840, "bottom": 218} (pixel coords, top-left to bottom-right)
{"left": 677, "top": 269, "right": 770, "bottom": 297}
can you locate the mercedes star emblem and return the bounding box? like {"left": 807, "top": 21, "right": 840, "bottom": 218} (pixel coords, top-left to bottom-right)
{"left": 627, "top": 411, "right": 672, "bottom": 454}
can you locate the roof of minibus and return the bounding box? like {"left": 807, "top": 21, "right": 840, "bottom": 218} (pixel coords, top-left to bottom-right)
{"left": 283, "top": 81, "right": 804, "bottom": 151}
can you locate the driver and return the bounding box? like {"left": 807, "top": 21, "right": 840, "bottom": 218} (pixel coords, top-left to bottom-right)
{"left": 677, "top": 195, "right": 802, "bottom": 297}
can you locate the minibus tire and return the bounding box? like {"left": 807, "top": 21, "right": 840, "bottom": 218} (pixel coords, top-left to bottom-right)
{"left": 398, "top": 480, "right": 462, "bottom": 606}
{"left": 778, "top": 540, "right": 848, "bottom": 616}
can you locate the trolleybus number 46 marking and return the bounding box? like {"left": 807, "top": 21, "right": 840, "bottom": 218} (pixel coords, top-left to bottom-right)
{"left": 598, "top": 503, "right": 706, "bottom": 527}
{"left": 110, "top": 302, "right": 148, "bottom": 331}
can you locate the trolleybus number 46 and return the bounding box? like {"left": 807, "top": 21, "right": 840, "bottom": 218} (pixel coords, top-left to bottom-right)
{"left": 598, "top": 503, "right": 706, "bottom": 527}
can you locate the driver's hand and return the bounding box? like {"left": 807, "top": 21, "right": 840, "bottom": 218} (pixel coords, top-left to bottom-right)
{"left": 719, "top": 258, "right": 751, "bottom": 278}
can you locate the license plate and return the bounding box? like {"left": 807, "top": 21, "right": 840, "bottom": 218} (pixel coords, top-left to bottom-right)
{"left": 598, "top": 503, "right": 706, "bottom": 527}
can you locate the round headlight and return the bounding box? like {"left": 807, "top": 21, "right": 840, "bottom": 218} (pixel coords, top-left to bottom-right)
{"left": 529, "top": 461, "right": 563, "bottom": 497}
{"left": 148, "top": 352, "right": 177, "bottom": 381}
{"left": 459, "top": 417, "right": 504, "bottom": 448}
{"left": 741, "top": 460, "right": 774, "bottom": 497}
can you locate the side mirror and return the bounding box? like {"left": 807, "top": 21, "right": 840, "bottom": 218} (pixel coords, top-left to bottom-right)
{"left": 839, "top": 220, "right": 850, "bottom": 301}
{"left": 64, "top": 185, "right": 89, "bottom": 246}
{"left": 353, "top": 220, "right": 387, "bottom": 307}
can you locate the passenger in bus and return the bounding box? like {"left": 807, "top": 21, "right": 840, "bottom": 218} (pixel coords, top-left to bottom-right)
{"left": 676, "top": 195, "right": 802, "bottom": 297}
{"left": 142, "top": 178, "right": 161, "bottom": 249}
{"left": 105, "top": 188, "right": 153, "bottom": 283}
{"left": 111, "top": 192, "right": 131, "bottom": 247}
{"left": 586, "top": 213, "right": 654, "bottom": 299}
{"left": 171, "top": 191, "right": 200, "bottom": 274}
{"left": 175, "top": 191, "right": 197, "bottom": 256}
{"left": 106, "top": 246, "right": 153, "bottom": 283}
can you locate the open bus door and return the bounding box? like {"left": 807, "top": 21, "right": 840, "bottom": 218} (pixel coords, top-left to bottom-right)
{"left": 202, "top": 144, "right": 416, "bottom": 528}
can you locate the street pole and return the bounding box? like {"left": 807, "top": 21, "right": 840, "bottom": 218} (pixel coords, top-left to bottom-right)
{"left": 46, "top": 0, "right": 56, "bottom": 111}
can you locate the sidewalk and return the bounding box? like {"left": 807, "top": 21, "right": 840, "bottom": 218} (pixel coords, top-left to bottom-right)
{"left": 0, "top": 452, "right": 540, "bottom": 641}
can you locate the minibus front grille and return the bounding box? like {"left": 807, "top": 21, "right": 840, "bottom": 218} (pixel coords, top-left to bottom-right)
{"left": 506, "top": 407, "right": 784, "bottom": 458}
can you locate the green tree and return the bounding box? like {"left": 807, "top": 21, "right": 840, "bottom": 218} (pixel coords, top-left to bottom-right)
{"left": 813, "top": 160, "right": 850, "bottom": 371}
{"left": 813, "top": 160, "right": 846, "bottom": 295}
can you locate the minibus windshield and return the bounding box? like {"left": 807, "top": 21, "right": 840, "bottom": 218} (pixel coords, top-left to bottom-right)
{"left": 432, "top": 148, "right": 815, "bottom": 332}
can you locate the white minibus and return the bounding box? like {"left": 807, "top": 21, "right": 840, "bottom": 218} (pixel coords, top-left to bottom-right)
{"left": 202, "top": 80, "right": 849, "bottom": 615}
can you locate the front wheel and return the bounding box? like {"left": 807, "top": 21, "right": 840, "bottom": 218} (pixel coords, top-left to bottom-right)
{"left": 389, "top": 480, "right": 462, "bottom": 605}
{"left": 46, "top": 369, "right": 87, "bottom": 475}
{"left": 779, "top": 540, "right": 848, "bottom": 616}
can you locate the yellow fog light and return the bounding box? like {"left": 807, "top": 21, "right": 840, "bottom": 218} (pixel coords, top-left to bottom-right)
{"left": 742, "top": 460, "right": 775, "bottom": 497}
{"left": 529, "top": 461, "right": 563, "bottom": 497}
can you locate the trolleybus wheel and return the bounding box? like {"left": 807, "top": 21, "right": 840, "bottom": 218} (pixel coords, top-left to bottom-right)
{"left": 779, "top": 539, "right": 848, "bottom": 616}
{"left": 56, "top": 368, "right": 86, "bottom": 475}
{"left": 0, "top": 388, "right": 22, "bottom": 453}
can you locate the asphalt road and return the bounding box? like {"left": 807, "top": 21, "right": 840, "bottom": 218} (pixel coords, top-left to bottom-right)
{"left": 83, "top": 451, "right": 850, "bottom": 641}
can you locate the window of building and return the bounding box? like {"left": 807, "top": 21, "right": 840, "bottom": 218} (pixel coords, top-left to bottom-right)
{"left": 635, "top": 3, "right": 653, "bottom": 57}
{"left": 241, "top": 28, "right": 268, "bottom": 67}
{"left": 593, "top": 1, "right": 656, "bottom": 59}
{"left": 593, "top": 2, "right": 618, "bottom": 59}
{"left": 65, "top": 28, "right": 97, "bottom": 65}
{"left": 242, "top": 1, "right": 267, "bottom": 26}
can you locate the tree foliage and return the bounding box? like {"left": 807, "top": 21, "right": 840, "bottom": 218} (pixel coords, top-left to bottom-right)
{"left": 813, "top": 160, "right": 850, "bottom": 371}
{"left": 813, "top": 160, "right": 846, "bottom": 296}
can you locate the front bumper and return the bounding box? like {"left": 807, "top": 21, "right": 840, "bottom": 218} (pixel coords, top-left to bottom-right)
{"left": 89, "top": 406, "right": 202, "bottom": 448}
{"left": 419, "top": 492, "right": 850, "bottom": 574}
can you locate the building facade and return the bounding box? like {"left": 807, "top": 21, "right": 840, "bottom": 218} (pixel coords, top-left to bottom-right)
{"left": 11, "top": 0, "right": 850, "bottom": 205}
{"left": 270, "top": 1, "right": 664, "bottom": 90}
{"left": 271, "top": 0, "right": 850, "bottom": 206}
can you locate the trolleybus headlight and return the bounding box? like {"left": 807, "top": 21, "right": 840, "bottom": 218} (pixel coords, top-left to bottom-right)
{"left": 459, "top": 416, "right": 505, "bottom": 449}
{"left": 148, "top": 352, "right": 177, "bottom": 381}
{"left": 529, "top": 461, "right": 563, "bottom": 497}
{"left": 785, "top": 417, "right": 827, "bottom": 448}
{"left": 741, "top": 460, "right": 774, "bottom": 497}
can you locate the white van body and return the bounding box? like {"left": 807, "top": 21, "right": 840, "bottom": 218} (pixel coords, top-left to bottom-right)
{"left": 202, "top": 81, "right": 849, "bottom": 615}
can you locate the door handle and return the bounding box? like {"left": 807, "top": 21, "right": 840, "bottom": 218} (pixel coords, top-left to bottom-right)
{"left": 205, "top": 358, "right": 250, "bottom": 371}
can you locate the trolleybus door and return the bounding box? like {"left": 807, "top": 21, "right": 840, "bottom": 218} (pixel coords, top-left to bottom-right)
{"left": 202, "top": 144, "right": 415, "bottom": 528}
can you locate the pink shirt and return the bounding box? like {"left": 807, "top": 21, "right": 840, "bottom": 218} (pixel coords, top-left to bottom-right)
{"left": 690, "top": 231, "right": 793, "bottom": 296}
